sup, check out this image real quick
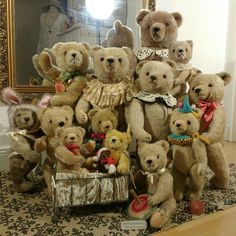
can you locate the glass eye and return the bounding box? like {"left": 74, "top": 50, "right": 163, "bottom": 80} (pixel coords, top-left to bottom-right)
{"left": 165, "top": 23, "right": 169, "bottom": 27}
{"left": 172, "top": 49, "right": 175, "bottom": 53}
{"left": 49, "top": 120, "right": 52, "bottom": 123}
{"left": 64, "top": 51, "right": 67, "bottom": 56}
{"left": 100, "top": 57, "right": 104, "bottom": 62}
{"left": 118, "top": 58, "right": 122, "bottom": 62}
{"left": 187, "top": 120, "right": 191, "bottom": 125}
{"left": 208, "top": 83, "right": 213, "bottom": 87}
{"left": 163, "top": 74, "right": 167, "bottom": 78}
{"left": 146, "top": 72, "right": 150, "bottom": 76}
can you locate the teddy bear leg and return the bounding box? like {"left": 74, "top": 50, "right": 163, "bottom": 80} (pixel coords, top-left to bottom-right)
{"left": 9, "top": 154, "right": 36, "bottom": 193}
{"left": 116, "top": 154, "right": 130, "bottom": 175}
{"left": 43, "top": 159, "right": 54, "bottom": 198}
{"left": 150, "top": 197, "right": 176, "bottom": 228}
{"left": 172, "top": 168, "right": 186, "bottom": 201}
{"left": 189, "top": 163, "right": 205, "bottom": 200}
{"left": 207, "top": 143, "right": 229, "bottom": 188}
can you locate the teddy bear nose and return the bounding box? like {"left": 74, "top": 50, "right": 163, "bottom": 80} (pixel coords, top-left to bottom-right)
{"left": 153, "top": 27, "right": 160, "bottom": 32}
{"left": 111, "top": 138, "right": 116, "bottom": 143}
{"left": 72, "top": 53, "right": 77, "bottom": 58}
{"left": 59, "top": 121, "right": 65, "bottom": 127}
{"left": 150, "top": 75, "right": 157, "bottom": 81}
{"left": 178, "top": 49, "right": 184, "bottom": 53}
{"left": 194, "top": 88, "right": 201, "bottom": 94}
{"left": 176, "top": 123, "right": 181, "bottom": 128}
{"left": 24, "top": 117, "right": 30, "bottom": 122}
{"left": 107, "top": 58, "right": 114, "bottom": 64}
{"left": 147, "top": 160, "right": 153, "bottom": 164}
{"left": 70, "top": 136, "right": 75, "bottom": 140}
{"left": 105, "top": 125, "right": 110, "bottom": 129}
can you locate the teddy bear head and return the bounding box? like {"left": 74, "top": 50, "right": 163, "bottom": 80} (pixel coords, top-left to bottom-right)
{"left": 90, "top": 46, "right": 132, "bottom": 84}
{"left": 51, "top": 41, "right": 90, "bottom": 73}
{"left": 137, "top": 60, "right": 176, "bottom": 94}
{"left": 102, "top": 20, "right": 134, "bottom": 49}
{"left": 88, "top": 108, "right": 118, "bottom": 134}
{"left": 189, "top": 72, "right": 232, "bottom": 103}
{"left": 55, "top": 126, "right": 85, "bottom": 146}
{"left": 136, "top": 9, "right": 183, "bottom": 48}
{"left": 104, "top": 129, "right": 131, "bottom": 151}
{"left": 168, "top": 40, "right": 193, "bottom": 64}
{"left": 138, "top": 140, "right": 169, "bottom": 173}
{"left": 38, "top": 106, "right": 73, "bottom": 136}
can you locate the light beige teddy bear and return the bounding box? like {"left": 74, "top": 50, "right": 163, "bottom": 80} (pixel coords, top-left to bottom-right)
{"left": 128, "top": 60, "right": 177, "bottom": 143}
{"left": 135, "top": 9, "right": 183, "bottom": 61}
{"left": 75, "top": 46, "right": 136, "bottom": 130}
{"left": 189, "top": 72, "right": 232, "bottom": 188}
{"left": 168, "top": 96, "right": 208, "bottom": 201}
{"left": 138, "top": 140, "right": 176, "bottom": 228}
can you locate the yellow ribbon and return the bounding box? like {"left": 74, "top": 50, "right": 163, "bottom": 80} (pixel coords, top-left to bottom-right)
{"left": 192, "top": 133, "right": 210, "bottom": 145}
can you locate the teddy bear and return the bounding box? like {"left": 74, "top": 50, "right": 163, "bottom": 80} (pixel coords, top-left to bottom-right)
{"left": 75, "top": 46, "right": 136, "bottom": 130}
{"left": 135, "top": 9, "right": 183, "bottom": 61}
{"left": 128, "top": 60, "right": 177, "bottom": 143}
{"left": 188, "top": 72, "right": 232, "bottom": 188}
{"left": 34, "top": 105, "right": 74, "bottom": 197}
{"left": 1, "top": 87, "right": 43, "bottom": 193}
{"left": 168, "top": 96, "right": 209, "bottom": 201}
{"left": 137, "top": 140, "right": 176, "bottom": 228}
{"left": 102, "top": 20, "right": 134, "bottom": 49}
{"left": 168, "top": 40, "right": 201, "bottom": 98}
{"left": 54, "top": 126, "right": 94, "bottom": 174}
{"left": 103, "top": 128, "right": 131, "bottom": 175}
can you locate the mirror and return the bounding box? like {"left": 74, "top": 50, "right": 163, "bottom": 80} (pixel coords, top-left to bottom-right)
{"left": 0, "top": 0, "right": 155, "bottom": 100}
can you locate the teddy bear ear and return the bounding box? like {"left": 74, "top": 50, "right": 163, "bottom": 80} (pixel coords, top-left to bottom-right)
{"left": 77, "top": 127, "right": 86, "bottom": 137}
{"left": 88, "top": 108, "right": 99, "bottom": 121}
{"left": 186, "top": 40, "right": 193, "bottom": 48}
{"left": 81, "top": 42, "right": 91, "bottom": 52}
{"left": 90, "top": 45, "right": 103, "bottom": 57}
{"left": 114, "top": 20, "right": 123, "bottom": 33}
{"left": 155, "top": 140, "right": 170, "bottom": 153}
{"left": 171, "top": 12, "right": 183, "bottom": 27}
{"left": 37, "top": 108, "right": 47, "bottom": 120}
{"left": 136, "top": 60, "right": 149, "bottom": 75}
{"left": 216, "top": 72, "right": 232, "bottom": 86}
{"left": 108, "top": 107, "right": 119, "bottom": 117}
{"left": 136, "top": 9, "right": 151, "bottom": 25}
{"left": 51, "top": 42, "right": 64, "bottom": 56}
{"left": 61, "top": 106, "right": 74, "bottom": 116}
{"left": 122, "top": 47, "right": 133, "bottom": 58}
{"left": 163, "top": 59, "right": 177, "bottom": 69}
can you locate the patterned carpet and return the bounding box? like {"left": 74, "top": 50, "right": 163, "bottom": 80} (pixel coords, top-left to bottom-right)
{"left": 1, "top": 163, "right": 236, "bottom": 236}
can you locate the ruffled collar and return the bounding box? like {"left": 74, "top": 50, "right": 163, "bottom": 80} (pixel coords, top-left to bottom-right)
{"left": 83, "top": 77, "right": 136, "bottom": 109}
{"left": 134, "top": 91, "right": 177, "bottom": 108}
{"left": 134, "top": 47, "right": 168, "bottom": 61}
{"left": 168, "top": 133, "right": 210, "bottom": 145}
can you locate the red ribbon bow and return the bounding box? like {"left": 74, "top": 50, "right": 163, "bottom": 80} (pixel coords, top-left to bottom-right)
{"left": 91, "top": 133, "right": 106, "bottom": 140}
{"left": 66, "top": 143, "right": 80, "bottom": 155}
{"left": 197, "top": 100, "right": 218, "bottom": 130}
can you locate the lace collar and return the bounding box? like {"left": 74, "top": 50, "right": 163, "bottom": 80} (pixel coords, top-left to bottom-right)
{"left": 134, "top": 47, "right": 169, "bottom": 61}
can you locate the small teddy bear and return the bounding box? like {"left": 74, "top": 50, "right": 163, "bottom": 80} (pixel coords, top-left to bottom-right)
{"left": 34, "top": 105, "right": 74, "bottom": 197}
{"left": 189, "top": 72, "right": 232, "bottom": 188}
{"left": 75, "top": 46, "right": 136, "bottom": 129}
{"left": 102, "top": 20, "right": 134, "bottom": 49}
{"left": 54, "top": 126, "right": 94, "bottom": 174}
{"left": 138, "top": 140, "right": 176, "bottom": 228}
{"left": 135, "top": 9, "right": 183, "bottom": 61}
{"left": 103, "top": 127, "right": 131, "bottom": 175}
{"left": 168, "top": 96, "right": 209, "bottom": 201}
{"left": 128, "top": 60, "right": 177, "bottom": 143}
{"left": 2, "top": 87, "right": 43, "bottom": 193}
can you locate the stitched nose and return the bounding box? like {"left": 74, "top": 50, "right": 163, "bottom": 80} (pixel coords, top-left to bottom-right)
{"left": 176, "top": 123, "right": 181, "bottom": 128}
{"left": 178, "top": 49, "right": 184, "bottom": 53}
{"left": 70, "top": 137, "right": 75, "bottom": 140}
{"left": 195, "top": 88, "right": 201, "bottom": 94}
{"left": 111, "top": 138, "right": 116, "bottom": 143}
{"left": 59, "top": 121, "right": 65, "bottom": 127}
{"left": 24, "top": 117, "right": 30, "bottom": 122}
{"left": 150, "top": 76, "right": 157, "bottom": 81}
{"left": 107, "top": 58, "right": 114, "bottom": 63}
{"left": 72, "top": 53, "right": 76, "bottom": 58}
{"left": 147, "top": 160, "right": 153, "bottom": 164}
{"left": 105, "top": 125, "right": 110, "bottom": 129}
{"left": 153, "top": 27, "right": 160, "bottom": 32}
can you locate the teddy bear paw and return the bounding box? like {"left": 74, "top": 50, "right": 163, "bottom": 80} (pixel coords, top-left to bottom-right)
{"left": 77, "top": 111, "right": 88, "bottom": 124}
{"left": 108, "top": 164, "right": 116, "bottom": 175}
{"left": 148, "top": 195, "right": 159, "bottom": 206}
{"left": 117, "top": 165, "right": 129, "bottom": 175}
{"left": 150, "top": 211, "right": 162, "bottom": 228}
{"left": 137, "top": 131, "right": 152, "bottom": 143}
{"left": 197, "top": 163, "right": 207, "bottom": 176}
{"left": 175, "top": 191, "right": 184, "bottom": 201}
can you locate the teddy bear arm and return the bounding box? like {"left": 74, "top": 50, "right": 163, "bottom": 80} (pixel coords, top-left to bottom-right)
{"left": 174, "top": 69, "right": 191, "bottom": 85}
{"left": 34, "top": 136, "right": 48, "bottom": 152}
{"left": 75, "top": 95, "right": 91, "bottom": 124}
{"left": 116, "top": 152, "right": 130, "bottom": 175}
{"left": 192, "top": 138, "right": 208, "bottom": 165}
{"left": 80, "top": 141, "right": 96, "bottom": 156}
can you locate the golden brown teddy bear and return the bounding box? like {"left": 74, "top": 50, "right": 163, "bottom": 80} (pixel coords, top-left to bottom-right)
{"left": 34, "top": 105, "right": 74, "bottom": 197}
{"left": 135, "top": 9, "right": 183, "bottom": 61}
{"left": 138, "top": 140, "right": 176, "bottom": 228}
{"left": 128, "top": 60, "right": 177, "bottom": 143}
{"left": 189, "top": 72, "right": 232, "bottom": 188}
{"left": 2, "top": 87, "right": 43, "bottom": 193}
{"left": 75, "top": 46, "right": 136, "bottom": 130}
{"left": 168, "top": 96, "right": 208, "bottom": 201}
{"left": 54, "top": 126, "right": 94, "bottom": 174}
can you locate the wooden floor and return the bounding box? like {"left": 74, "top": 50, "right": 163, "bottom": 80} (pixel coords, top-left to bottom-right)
{"left": 154, "top": 141, "right": 236, "bottom": 236}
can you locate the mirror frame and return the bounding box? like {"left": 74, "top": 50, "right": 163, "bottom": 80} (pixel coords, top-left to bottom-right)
{"left": 0, "top": 0, "right": 155, "bottom": 100}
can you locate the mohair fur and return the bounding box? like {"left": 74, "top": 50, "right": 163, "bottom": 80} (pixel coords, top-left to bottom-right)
{"left": 138, "top": 141, "right": 176, "bottom": 228}
{"left": 189, "top": 72, "right": 232, "bottom": 188}
{"left": 169, "top": 108, "right": 208, "bottom": 201}
{"left": 128, "top": 60, "right": 176, "bottom": 142}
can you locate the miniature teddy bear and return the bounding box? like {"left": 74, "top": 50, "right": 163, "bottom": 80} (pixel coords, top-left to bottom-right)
{"left": 75, "top": 46, "right": 136, "bottom": 129}
{"left": 54, "top": 126, "right": 94, "bottom": 174}
{"left": 34, "top": 105, "right": 74, "bottom": 197}
{"left": 102, "top": 20, "right": 134, "bottom": 49}
{"left": 128, "top": 60, "right": 177, "bottom": 143}
{"left": 103, "top": 128, "right": 131, "bottom": 175}
{"left": 168, "top": 40, "right": 200, "bottom": 98}
{"left": 135, "top": 9, "right": 183, "bottom": 61}
{"left": 2, "top": 87, "right": 43, "bottom": 193}
{"left": 168, "top": 96, "right": 208, "bottom": 201}
{"left": 189, "top": 72, "right": 232, "bottom": 188}
{"left": 138, "top": 140, "right": 176, "bottom": 228}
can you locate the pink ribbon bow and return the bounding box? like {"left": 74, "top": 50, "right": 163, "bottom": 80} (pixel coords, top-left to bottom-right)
{"left": 197, "top": 100, "right": 218, "bottom": 130}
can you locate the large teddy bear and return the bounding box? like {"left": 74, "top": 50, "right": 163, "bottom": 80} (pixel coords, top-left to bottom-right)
{"left": 189, "top": 72, "right": 232, "bottom": 188}
{"left": 75, "top": 46, "right": 136, "bottom": 130}
{"left": 135, "top": 9, "right": 183, "bottom": 61}
{"left": 34, "top": 106, "right": 74, "bottom": 197}
{"left": 138, "top": 140, "right": 176, "bottom": 228}
{"left": 168, "top": 96, "right": 208, "bottom": 201}
{"left": 128, "top": 60, "right": 177, "bottom": 143}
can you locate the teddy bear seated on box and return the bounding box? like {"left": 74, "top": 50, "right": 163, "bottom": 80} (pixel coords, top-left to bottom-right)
{"left": 138, "top": 140, "right": 176, "bottom": 228}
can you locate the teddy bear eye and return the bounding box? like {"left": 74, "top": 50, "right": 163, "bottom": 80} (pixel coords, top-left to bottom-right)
{"left": 187, "top": 120, "right": 191, "bottom": 125}
{"left": 147, "top": 24, "right": 150, "bottom": 29}
{"left": 98, "top": 121, "right": 102, "bottom": 124}
{"left": 49, "top": 120, "right": 52, "bottom": 123}
{"left": 172, "top": 49, "right": 175, "bottom": 53}
{"left": 17, "top": 113, "right": 21, "bottom": 117}
{"left": 173, "top": 121, "right": 175, "bottom": 124}
{"left": 65, "top": 117, "right": 68, "bottom": 121}
{"left": 118, "top": 58, "right": 122, "bottom": 62}
{"left": 65, "top": 136, "right": 68, "bottom": 139}
{"left": 208, "top": 83, "right": 213, "bottom": 87}
{"left": 146, "top": 72, "right": 150, "bottom": 76}
{"left": 157, "top": 155, "right": 160, "bottom": 159}
{"left": 185, "top": 48, "right": 188, "bottom": 52}
{"left": 64, "top": 51, "right": 67, "bottom": 56}
{"left": 192, "top": 87, "right": 195, "bottom": 91}
{"left": 100, "top": 57, "right": 104, "bottom": 62}
{"left": 165, "top": 23, "right": 169, "bottom": 27}
{"left": 163, "top": 74, "right": 167, "bottom": 78}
